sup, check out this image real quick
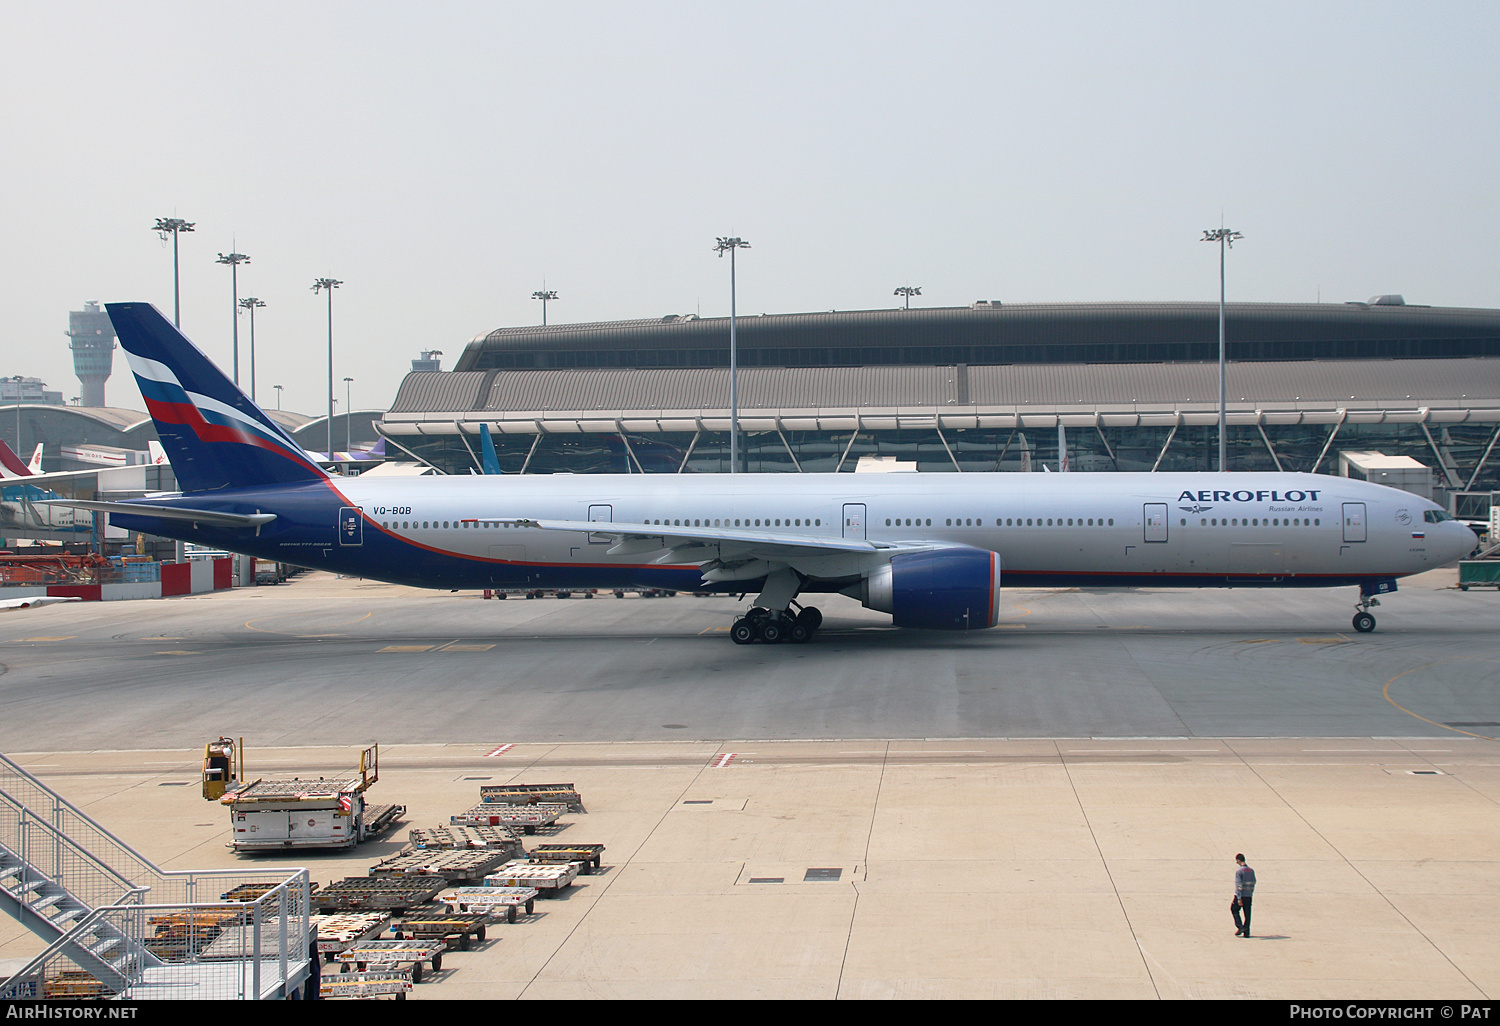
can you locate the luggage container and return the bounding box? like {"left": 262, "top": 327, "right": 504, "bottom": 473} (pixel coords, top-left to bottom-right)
{"left": 1458, "top": 560, "right": 1500, "bottom": 590}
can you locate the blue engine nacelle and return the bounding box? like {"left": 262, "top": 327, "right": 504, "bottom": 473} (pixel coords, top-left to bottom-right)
{"left": 846, "top": 546, "right": 1002, "bottom": 630}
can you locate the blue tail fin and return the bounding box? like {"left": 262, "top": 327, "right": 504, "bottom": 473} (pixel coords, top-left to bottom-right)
{"left": 479, "top": 423, "right": 502, "bottom": 475}
{"left": 106, "top": 302, "right": 329, "bottom": 494}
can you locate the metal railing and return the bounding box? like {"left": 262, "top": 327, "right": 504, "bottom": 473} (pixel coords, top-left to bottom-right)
{"left": 0, "top": 751, "right": 309, "bottom": 999}
{"left": 0, "top": 751, "right": 298, "bottom": 905}
{"left": 0, "top": 872, "right": 310, "bottom": 1000}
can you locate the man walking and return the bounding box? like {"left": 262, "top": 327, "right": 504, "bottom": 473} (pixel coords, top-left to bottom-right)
{"left": 1232, "top": 853, "right": 1256, "bottom": 937}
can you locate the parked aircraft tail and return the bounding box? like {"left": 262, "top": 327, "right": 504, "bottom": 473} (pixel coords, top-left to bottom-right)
{"left": 105, "top": 303, "right": 328, "bottom": 494}
{"left": 479, "top": 423, "right": 502, "bottom": 474}
{"left": 0, "top": 441, "right": 33, "bottom": 479}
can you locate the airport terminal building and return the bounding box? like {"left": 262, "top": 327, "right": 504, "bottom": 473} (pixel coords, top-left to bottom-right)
{"left": 381, "top": 298, "right": 1500, "bottom": 506}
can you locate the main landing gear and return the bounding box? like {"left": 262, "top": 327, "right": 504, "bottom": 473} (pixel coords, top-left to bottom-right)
{"left": 731, "top": 605, "right": 822, "bottom": 645}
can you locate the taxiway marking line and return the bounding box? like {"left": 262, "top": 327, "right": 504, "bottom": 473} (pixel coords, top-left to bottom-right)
{"left": 1383, "top": 658, "right": 1500, "bottom": 743}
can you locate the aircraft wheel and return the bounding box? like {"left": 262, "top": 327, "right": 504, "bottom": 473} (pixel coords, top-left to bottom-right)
{"left": 759, "top": 619, "right": 785, "bottom": 644}
{"left": 788, "top": 620, "right": 811, "bottom": 644}
{"left": 730, "top": 619, "right": 757, "bottom": 645}
{"left": 1352, "top": 611, "right": 1376, "bottom": 633}
{"left": 796, "top": 606, "right": 822, "bottom": 632}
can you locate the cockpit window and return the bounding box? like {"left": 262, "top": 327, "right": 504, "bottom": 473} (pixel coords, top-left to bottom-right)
{"left": 1423, "top": 509, "right": 1454, "bottom": 523}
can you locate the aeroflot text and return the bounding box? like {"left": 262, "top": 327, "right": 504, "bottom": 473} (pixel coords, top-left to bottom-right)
{"left": 1179, "top": 490, "right": 1322, "bottom": 503}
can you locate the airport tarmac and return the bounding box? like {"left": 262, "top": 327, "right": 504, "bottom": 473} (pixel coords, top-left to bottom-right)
{"left": 1, "top": 570, "right": 1497, "bottom": 999}
{"left": 0, "top": 568, "right": 1498, "bottom": 748}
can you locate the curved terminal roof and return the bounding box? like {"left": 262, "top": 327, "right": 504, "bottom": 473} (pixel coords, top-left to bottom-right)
{"left": 457, "top": 301, "right": 1500, "bottom": 371}
{"left": 385, "top": 356, "right": 1500, "bottom": 435}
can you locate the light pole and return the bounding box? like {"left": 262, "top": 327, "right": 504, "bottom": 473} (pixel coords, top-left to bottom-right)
{"left": 532, "top": 289, "right": 558, "bottom": 326}
{"left": 1202, "top": 227, "right": 1243, "bottom": 472}
{"left": 343, "top": 377, "right": 354, "bottom": 451}
{"left": 153, "top": 217, "right": 196, "bottom": 327}
{"left": 714, "top": 236, "right": 751, "bottom": 473}
{"left": 894, "top": 285, "right": 921, "bottom": 310}
{"left": 273, "top": 384, "right": 283, "bottom": 411}
{"left": 239, "top": 298, "right": 265, "bottom": 402}
{"left": 217, "top": 249, "right": 250, "bottom": 385}
{"left": 10, "top": 376, "right": 23, "bottom": 452}
{"left": 312, "top": 278, "right": 343, "bottom": 459}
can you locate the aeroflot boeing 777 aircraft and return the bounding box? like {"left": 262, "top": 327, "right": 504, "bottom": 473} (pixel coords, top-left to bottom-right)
{"left": 57, "top": 303, "right": 1477, "bottom": 644}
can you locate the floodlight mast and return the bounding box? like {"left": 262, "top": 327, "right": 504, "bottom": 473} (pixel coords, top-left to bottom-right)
{"left": 714, "top": 236, "right": 751, "bottom": 473}
{"left": 894, "top": 285, "right": 922, "bottom": 310}
{"left": 344, "top": 377, "right": 354, "bottom": 450}
{"left": 531, "top": 289, "right": 558, "bottom": 326}
{"left": 216, "top": 249, "right": 250, "bottom": 385}
{"left": 1201, "top": 228, "right": 1243, "bottom": 471}
{"left": 153, "top": 217, "right": 196, "bottom": 328}
{"left": 238, "top": 298, "right": 265, "bottom": 402}
{"left": 312, "top": 278, "right": 343, "bottom": 460}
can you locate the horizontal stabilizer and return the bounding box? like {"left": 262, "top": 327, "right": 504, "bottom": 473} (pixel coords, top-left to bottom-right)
{"left": 40, "top": 499, "right": 276, "bottom": 529}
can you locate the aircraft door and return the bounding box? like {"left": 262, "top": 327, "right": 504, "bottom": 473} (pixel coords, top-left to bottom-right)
{"left": 842, "top": 503, "right": 866, "bottom": 540}
{"left": 1143, "top": 503, "right": 1168, "bottom": 542}
{"left": 338, "top": 506, "right": 363, "bottom": 546}
{"left": 1342, "top": 502, "right": 1367, "bottom": 542}
{"left": 588, "top": 503, "right": 613, "bottom": 544}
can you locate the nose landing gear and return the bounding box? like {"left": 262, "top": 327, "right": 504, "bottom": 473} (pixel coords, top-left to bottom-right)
{"left": 1352, "top": 579, "right": 1398, "bottom": 633}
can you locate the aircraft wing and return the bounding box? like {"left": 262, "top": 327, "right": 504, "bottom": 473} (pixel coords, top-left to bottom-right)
{"left": 473, "top": 517, "right": 935, "bottom": 583}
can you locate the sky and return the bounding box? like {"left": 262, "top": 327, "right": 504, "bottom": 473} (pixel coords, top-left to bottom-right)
{"left": 3, "top": 1, "right": 1498, "bottom": 416}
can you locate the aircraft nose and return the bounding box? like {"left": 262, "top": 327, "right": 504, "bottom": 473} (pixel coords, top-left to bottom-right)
{"left": 1456, "top": 522, "right": 1480, "bottom": 558}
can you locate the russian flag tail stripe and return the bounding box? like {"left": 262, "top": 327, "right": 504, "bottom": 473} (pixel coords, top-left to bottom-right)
{"left": 106, "top": 303, "right": 329, "bottom": 494}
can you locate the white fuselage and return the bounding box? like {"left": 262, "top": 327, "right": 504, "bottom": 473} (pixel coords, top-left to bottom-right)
{"left": 329, "top": 470, "right": 1472, "bottom": 586}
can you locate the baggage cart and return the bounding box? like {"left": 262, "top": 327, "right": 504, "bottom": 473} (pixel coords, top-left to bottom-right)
{"left": 320, "top": 967, "right": 412, "bottom": 1001}
{"left": 368, "top": 847, "right": 512, "bottom": 883}
{"left": 451, "top": 802, "right": 567, "bottom": 834}
{"left": 484, "top": 859, "right": 579, "bottom": 893}
{"left": 312, "top": 912, "right": 392, "bottom": 962}
{"left": 408, "top": 823, "right": 525, "bottom": 857}
{"left": 480, "top": 783, "right": 586, "bottom": 812}
{"left": 436, "top": 886, "right": 539, "bottom": 923}
{"left": 389, "top": 912, "right": 490, "bottom": 949}
{"left": 312, "top": 876, "right": 446, "bottom": 913}
{"left": 530, "top": 843, "right": 605, "bottom": 874}
{"left": 335, "top": 939, "right": 445, "bottom": 983}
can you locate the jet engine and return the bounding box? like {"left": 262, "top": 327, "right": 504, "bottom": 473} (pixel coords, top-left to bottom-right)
{"left": 843, "top": 546, "right": 1001, "bottom": 630}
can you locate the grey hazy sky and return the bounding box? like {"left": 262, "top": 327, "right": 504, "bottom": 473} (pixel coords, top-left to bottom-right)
{"left": 4, "top": 1, "right": 1497, "bottom": 416}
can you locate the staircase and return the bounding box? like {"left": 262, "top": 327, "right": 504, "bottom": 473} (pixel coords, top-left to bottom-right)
{"left": 0, "top": 844, "right": 154, "bottom": 993}
{"left": 0, "top": 751, "right": 310, "bottom": 1000}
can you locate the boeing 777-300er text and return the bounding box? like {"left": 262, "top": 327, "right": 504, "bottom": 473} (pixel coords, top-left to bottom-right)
{"left": 50, "top": 302, "right": 1478, "bottom": 643}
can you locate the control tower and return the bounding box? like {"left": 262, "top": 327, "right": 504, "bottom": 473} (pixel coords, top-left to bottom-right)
{"left": 67, "top": 301, "right": 116, "bottom": 407}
